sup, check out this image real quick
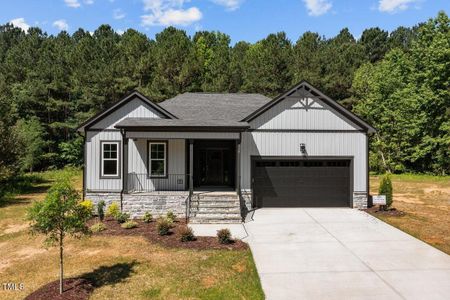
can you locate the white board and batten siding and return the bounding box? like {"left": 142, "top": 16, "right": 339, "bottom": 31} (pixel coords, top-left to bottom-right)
{"left": 86, "top": 130, "right": 123, "bottom": 191}
{"left": 240, "top": 93, "right": 368, "bottom": 193}
{"left": 127, "top": 139, "right": 186, "bottom": 191}
{"left": 90, "top": 98, "right": 164, "bottom": 130}
{"left": 86, "top": 96, "right": 164, "bottom": 192}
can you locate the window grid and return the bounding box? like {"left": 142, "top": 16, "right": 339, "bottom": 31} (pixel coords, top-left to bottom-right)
{"left": 101, "top": 142, "right": 119, "bottom": 177}
{"left": 149, "top": 142, "right": 166, "bottom": 177}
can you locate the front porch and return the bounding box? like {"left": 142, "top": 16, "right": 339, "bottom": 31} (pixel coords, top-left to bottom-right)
{"left": 125, "top": 139, "right": 238, "bottom": 193}
{"left": 117, "top": 128, "right": 245, "bottom": 222}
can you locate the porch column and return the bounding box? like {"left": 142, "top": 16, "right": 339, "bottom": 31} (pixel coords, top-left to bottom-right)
{"left": 189, "top": 139, "right": 194, "bottom": 196}
{"left": 236, "top": 134, "right": 241, "bottom": 195}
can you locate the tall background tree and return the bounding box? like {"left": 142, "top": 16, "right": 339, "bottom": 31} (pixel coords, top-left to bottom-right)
{"left": 353, "top": 11, "right": 449, "bottom": 174}
{"left": 0, "top": 11, "right": 448, "bottom": 188}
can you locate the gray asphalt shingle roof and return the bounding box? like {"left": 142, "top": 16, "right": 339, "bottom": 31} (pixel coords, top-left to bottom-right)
{"left": 115, "top": 117, "right": 250, "bottom": 130}
{"left": 159, "top": 93, "right": 271, "bottom": 121}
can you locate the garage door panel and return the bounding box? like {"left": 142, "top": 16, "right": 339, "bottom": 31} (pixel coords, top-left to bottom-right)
{"left": 253, "top": 159, "right": 351, "bottom": 207}
{"left": 254, "top": 176, "right": 349, "bottom": 188}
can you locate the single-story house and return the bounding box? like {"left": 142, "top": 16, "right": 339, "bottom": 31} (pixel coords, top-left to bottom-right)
{"left": 77, "top": 81, "right": 375, "bottom": 223}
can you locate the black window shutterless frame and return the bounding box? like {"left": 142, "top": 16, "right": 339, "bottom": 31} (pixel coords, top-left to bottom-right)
{"left": 147, "top": 140, "right": 168, "bottom": 179}
{"left": 100, "top": 141, "right": 121, "bottom": 179}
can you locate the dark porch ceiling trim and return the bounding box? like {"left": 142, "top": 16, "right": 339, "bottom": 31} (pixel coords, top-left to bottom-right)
{"left": 114, "top": 126, "right": 250, "bottom": 132}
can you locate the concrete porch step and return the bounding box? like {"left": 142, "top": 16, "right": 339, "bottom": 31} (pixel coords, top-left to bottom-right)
{"left": 189, "top": 216, "right": 242, "bottom": 224}
{"left": 192, "top": 207, "right": 241, "bottom": 214}
{"left": 191, "top": 207, "right": 240, "bottom": 213}
{"left": 190, "top": 212, "right": 241, "bottom": 218}
{"left": 194, "top": 193, "right": 238, "bottom": 198}
{"left": 193, "top": 197, "right": 239, "bottom": 203}
{"left": 191, "top": 201, "right": 240, "bottom": 207}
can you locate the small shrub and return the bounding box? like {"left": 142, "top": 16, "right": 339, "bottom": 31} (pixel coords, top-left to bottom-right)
{"left": 179, "top": 226, "right": 195, "bottom": 242}
{"left": 90, "top": 222, "right": 106, "bottom": 233}
{"left": 97, "top": 200, "right": 105, "bottom": 221}
{"left": 106, "top": 202, "right": 120, "bottom": 218}
{"left": 217, "top": 228, "right": 232, "bottom": 244}
{"left": 116, "top": 212, "right": 130, "bottom": 224}
{"left": 157, "top": 217, "right": 172, "bottom": 236}
{"left": 166, "top": 211, "right": 176, "bottom": 222}
{"left": 143, "top": 212, "right": 153, "bottom": 223}
{"left": 79, "top": 200, "right": 94, "bottom": 213}
{"left": 121, "top": 221, "right": 138, "bottom": 229}
{"left": 379, "top": 174, "right": 393, "bottom": 209}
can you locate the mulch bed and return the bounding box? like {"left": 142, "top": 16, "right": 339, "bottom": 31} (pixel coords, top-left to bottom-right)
{"left": 87, "top": 217, "right": 248, "bottom": 250}
{"left": 364, "top": 206, "right": 406, "bottom": 217}
{"left": 25, "top": 278, "right": 94, "bottom": 300}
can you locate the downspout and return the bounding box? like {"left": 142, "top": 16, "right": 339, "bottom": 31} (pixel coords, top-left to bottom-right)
{"left": 77, "top": 130, "right": 87, "bottom": 200}
{"left": 366, "top": 132, "right": 371, "bottom": 207}
{"left": 120, "top": 129, "right": 125, "bottom": 211}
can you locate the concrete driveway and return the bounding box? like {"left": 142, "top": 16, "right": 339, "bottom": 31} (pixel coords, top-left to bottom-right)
{"left": 244, "top": 208, "right": 450, "bottom": 300}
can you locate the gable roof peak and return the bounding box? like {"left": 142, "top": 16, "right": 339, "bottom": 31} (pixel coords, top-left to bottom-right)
{"left": 242, "top": 80, "right": 376, "bottom": 133}
{"left": 76, "top": 90, "right": 178, "bottom": 133}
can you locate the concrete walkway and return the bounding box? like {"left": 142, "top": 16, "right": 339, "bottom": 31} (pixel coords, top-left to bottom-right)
{"left": 243, "top": 208, "right": 450, "bottom": 300}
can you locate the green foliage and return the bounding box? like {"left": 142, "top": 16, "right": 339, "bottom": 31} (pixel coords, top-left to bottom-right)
{"left": 242, "top": 32, "right": 292, "bottom": 96}
{"left": 379, "top": 174, "right": 393, "bottom": 208}
{"left": 27, "top": 177, "right": 92, "bottom": 245}
{"left": 166, "top": 210, "right": 176, "bottom": 222}
{"left": 121, "top": 220, "right": 138, "bottom": 229}
{"left": 142, "top": 211, "right": 153, "bottom": 223}
{"left": 116, "top": 212, "right": 130, "bottom": 224}
{"left": 79, "top": 200, "right": 93, "bottom": 212}
{"left": 106, "top": 202, "right": 120, "bottom": 218}
{"left": 179, "top": 226, "right": 195, "bottom": 242}
{"left": 217, "top": 228, "right": 232, "bottom": 244}
{"left": 97, "top": 200, "right": 105, "bottom": 221}
{"left": 353, "top": 12, "right": 450, "bottom": 175}
{"left": 90, "top": 222, "right": 106, "bottom": 233}
{"left": 0, "top": 12, "right": 448, "bottom": 177}
{"left": 27, "top": 176, "right": 92, "bottom": 294}
{"left": 59, "top": 136, "right": 84, "bottom": 166}
{"left": 0, "top": 120, "right": 21, "bottom": 201}
{"left": 156, "top": 217, "right": 172, "bottom": 236}
{"left": 360, "top": 27, "right": 389, "bottom": 63}
{"left": 14, "top": 117, "right": 46, "bottom": 172}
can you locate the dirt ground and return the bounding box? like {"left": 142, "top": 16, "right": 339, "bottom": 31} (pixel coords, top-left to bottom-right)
{"left": 369, "top": 175, "right": 450, "bottom": 254}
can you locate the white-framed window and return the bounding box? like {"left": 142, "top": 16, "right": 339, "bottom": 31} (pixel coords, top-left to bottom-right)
{"left": 101, "top": 141, "right": 120, "bottom": 178}
{"left": 149, "top": 141, "right": 167, "bottom": 177}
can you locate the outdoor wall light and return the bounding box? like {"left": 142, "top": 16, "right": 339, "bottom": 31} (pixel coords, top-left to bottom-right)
{"left": 300, "top": 143, "right": 307, "bottom": 154}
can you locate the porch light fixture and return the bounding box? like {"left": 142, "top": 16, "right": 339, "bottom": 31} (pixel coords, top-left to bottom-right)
{"left": 300, "top": 143, "right": 307, "bottom": 155}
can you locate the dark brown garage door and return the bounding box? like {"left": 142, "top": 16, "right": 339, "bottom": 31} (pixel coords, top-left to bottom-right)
{"left": 253, "top": 159, "right": 351, "bottom": 207}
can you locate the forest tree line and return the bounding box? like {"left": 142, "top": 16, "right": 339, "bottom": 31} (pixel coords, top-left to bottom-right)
{"left": 0, "top": 11, "right": 448, "bottom": 193}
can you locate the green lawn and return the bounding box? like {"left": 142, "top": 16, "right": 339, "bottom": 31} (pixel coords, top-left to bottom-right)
{"left": 370, "top": 174, "right": 450, "bottom": 254}
{"left": 0, "top": 169, "right": 264, "bottom": 300}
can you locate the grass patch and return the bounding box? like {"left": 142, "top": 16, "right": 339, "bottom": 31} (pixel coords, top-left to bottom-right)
{"left": 369, "top": 175, "right": 450, "bottom": 254}
{"left": 371, "top": 173, "right": 450, "bottom": 182}
{"left": 142, "top": 288, "right": 161, "bottom": 298}
{"left": 0, "top": 169, "right": 264, "bottom": 300}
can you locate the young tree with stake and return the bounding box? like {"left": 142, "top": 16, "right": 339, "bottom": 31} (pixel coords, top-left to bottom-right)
{"left": 27, "top": 177, "right": 92, "bottom": 294}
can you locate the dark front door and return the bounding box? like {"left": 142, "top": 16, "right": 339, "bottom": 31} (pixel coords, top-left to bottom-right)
{"left": 205, "top": 150, "right": 223, "bottom": 185}
{"left": 193, "top": 140, "right": 236, "bottom": 187}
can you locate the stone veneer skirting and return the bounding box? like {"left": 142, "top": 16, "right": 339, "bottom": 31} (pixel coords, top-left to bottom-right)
{"left": 239, "top": 191, "right": 368, "bottom": 210}
{"left": 240, "top": 190, "right": 252, "bottom": 213}
{"left": 85, "top": 192, "right": 188, "bottom": 219}
{"left": 86, "top": 190, "right": 368, "bottom": 219}
{"left": 352, "top": 192, "right": 368, "bottom": 209}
